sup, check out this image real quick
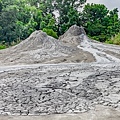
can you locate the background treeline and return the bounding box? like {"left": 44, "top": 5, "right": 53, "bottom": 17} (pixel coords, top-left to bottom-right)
{"left": 0, "top": 0, "right": 120, "bottom": 48}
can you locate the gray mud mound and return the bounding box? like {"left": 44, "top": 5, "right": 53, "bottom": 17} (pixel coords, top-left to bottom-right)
{"left": 1, "top": 25, "right": 120, "bottom": 65}
{"left": 0, "top": 27, "right": 95, "bottom": 66}
{"left": 60, "top": 25, "right": 120, "bottom": 63}
{"left": 59, "top": 25, "right": 86, "bottom": 45}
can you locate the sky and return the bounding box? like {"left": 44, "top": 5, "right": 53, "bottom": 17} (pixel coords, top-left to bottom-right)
{"left": 87, "top": 0, "right": 120, "bottom": 16}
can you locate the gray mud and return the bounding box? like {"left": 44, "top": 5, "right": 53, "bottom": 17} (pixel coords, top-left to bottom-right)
{"left": 0, "top": 63, "right": 120, "bottom": 115}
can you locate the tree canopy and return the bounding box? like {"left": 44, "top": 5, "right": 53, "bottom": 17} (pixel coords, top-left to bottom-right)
{"left": 82, "top": 3, "right": 120, "bottom": 42}
{"left": 0, "top": 0, "right": 58, "bottom": 44}
{"left": 0, "top": 0, "right": 120, "bottom": 46}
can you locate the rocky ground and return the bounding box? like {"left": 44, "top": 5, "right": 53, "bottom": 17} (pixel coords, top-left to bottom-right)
{"left": 0, "top": 25, "right": 120, "bottom": 119}
{"left": 0, "top": 63, "right": 120, "bottom": 116}
{"left": 0, "top": 105, "right": 120, "bottom": 120}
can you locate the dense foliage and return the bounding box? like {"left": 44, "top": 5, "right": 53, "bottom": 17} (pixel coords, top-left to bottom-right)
{"left": 0, "top": 0, "right": 120, "bottom": 46}
{"left": 0, "top": 0, "right": 58, "bottom": 45}
{"left": 82, "top": 3, "right": 120, "bottom": 42}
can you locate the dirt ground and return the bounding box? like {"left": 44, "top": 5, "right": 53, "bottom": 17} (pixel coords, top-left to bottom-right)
{"left": 0, "top": 106, "right": 120, "bottom": 120}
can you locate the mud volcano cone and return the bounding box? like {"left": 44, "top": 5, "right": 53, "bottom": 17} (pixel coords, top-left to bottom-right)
{"left": 59, "top": 25, "right": 86, "bottom": 45}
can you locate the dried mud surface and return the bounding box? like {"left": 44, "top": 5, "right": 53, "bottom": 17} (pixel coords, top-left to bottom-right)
{"left": 0, "top": 63, "right": 120, "bottom": 115}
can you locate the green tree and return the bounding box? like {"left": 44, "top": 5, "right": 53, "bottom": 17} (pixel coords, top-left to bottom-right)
{"left": 43, "top": 0, "right": 86, "bottom": 35}
{"left": 59, "top": 7, "right": 81, "bottom": 35}
{"left": 0, "top": 6, "right": 18, "bottom": 44}
{"left": 0, "top": 0, "right": 58, "bottom": 44}
{"left": 82, "top": 3, "right": 120, "bottom": 42}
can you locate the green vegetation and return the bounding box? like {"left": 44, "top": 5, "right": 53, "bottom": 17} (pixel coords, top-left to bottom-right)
{"left": 82, "top": 3, "right": 120, "bottom": 42}
{"left": 0, "top": 0, "right": 120, "bottom": 47}
{"left": 0, "top": 0, "right": 59, "bottom": 45}
{"left": 43, "top": 28, "right": 58, "bottom": 39}
{"left": 0, "top": 44, "right": 6, "bottom": 49}
{"left": 106, "top": 33, "right": 120, "bottom": 45}
{"left": 112, "top": 34, "right": 120, "bottom": 45}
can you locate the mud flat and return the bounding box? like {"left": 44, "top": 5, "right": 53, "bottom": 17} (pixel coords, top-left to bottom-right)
{"left": 0, "top": 63, "right": 120, "bottom": 116}
{"left": 0, "top": 105, "right": 120, "bottom": 120}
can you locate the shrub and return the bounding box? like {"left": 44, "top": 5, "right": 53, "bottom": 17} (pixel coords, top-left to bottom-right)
{"left": 105, "top": 40, "right": 113, "bottom": 44}
{"left": 106, "top": 33, "right": 120, "bottom": 45}
{"left": 43, "top": 28, "right": 58, "bottom": 39}
{"left": 0, "top": 45, "right": 6, "bottom": 50}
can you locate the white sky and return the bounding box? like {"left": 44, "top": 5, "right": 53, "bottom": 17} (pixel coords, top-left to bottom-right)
{"left": 87, "top": 0, "right": 120, "bottom": 16}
